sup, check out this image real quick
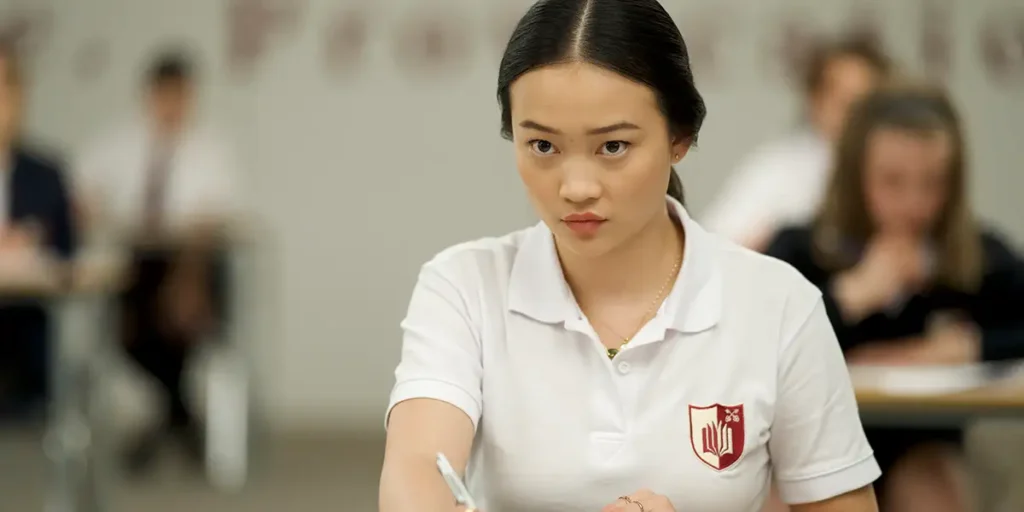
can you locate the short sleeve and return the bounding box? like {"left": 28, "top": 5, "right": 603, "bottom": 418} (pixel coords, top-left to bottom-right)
{"left": 769, "top": 298, "right": 881, "bottom": 504}
{"left": 385, "top": 263, "right": 484, "bottom": 430}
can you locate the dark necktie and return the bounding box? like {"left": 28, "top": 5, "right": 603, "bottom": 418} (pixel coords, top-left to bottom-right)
{"left": 141, "top": 145, "right": 173, "bottom": 234}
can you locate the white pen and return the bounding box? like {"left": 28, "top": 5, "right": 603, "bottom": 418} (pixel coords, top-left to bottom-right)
{"left": 436, "top": 452, "right": 478, "bottom": 511}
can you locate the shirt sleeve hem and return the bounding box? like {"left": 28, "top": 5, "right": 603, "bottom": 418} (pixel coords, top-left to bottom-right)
{"left": 776, "top": 453, "right": 882, "bottom": 505}
{"left": 384, "top": 379, "right": 482, "bottom": 431}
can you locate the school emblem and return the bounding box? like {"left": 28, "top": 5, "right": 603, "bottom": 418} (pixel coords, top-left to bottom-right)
{"left": 689, "top": 404, "right": 745, "bottom": 471}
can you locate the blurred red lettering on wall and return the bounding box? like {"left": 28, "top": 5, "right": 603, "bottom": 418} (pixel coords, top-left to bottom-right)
{"left": 766, "top": 12, "right": 822, "bottom": 87}
{"left": 13, "top": 0, "right": 1020, "bottom": 93}
{"left": 674, "top": 7, "right": 732, "bottom": 84}
{"left": 980, "top": 8, "right": 1024, "bottom": 87}
{"left": 920, "top": 0, "right": 952, "bottom": 81}
{"left": 0, "top": 7, "right": 53, "bottom": 65}
{"left": 226, "top": 0, "right": 304, "bottom": 77}
{"left": 323, "top": 7, "right": 369, "bottom": 79}
{"left": 393, "top": 8, "right": 471, "bottom": 78}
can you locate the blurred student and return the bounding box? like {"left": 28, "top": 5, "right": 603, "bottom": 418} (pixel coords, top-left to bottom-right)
{"left": 0, "top": 43, "right": 76, "bottom": 418}
{"left": 766, "top": 84, "right": 1024, "bottom": 512}
{"left": 702, "top": 35, "right": 891, "bottom": 251}
{"left": 74, "top": 49, "right": 239, "bottom": 473}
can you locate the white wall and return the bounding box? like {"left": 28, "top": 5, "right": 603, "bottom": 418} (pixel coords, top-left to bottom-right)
{"left": 5, "top": 0, "right": 1024, "bottom": 430}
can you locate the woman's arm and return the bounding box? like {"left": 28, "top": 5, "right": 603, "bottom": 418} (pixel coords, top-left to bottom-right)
{"left": 380, "top": 399, "right": 475, "bottom": 512}
{"left": 792, "top": 485, "right": 878, "bottom": 512}
{"left": 768, "top": 294, "right": 881, "bottom": 507}
{"left": 379, "top": 262, "right": 485, "bottom": 512}
{"left": 840, "top": 232, "right": 1024, "bottom": 365}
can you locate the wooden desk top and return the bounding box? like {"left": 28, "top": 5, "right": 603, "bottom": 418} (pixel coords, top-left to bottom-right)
{"left": 0, "top": 224, "right": 256, "bottom": 297}
{"left": 857, "top": 384, "right": 1024, "bottom": 410}
{"left": 109, "top": 220, "right": 259, "bottom": 249}
{"left": 855, "top": 364, "right": 1024, "bottom": 411}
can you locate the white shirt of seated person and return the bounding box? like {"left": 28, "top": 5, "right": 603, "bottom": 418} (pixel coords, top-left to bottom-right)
{"left": 386, "top": 196, "right": 880, "bottom": 512}
{"left": 700, "top": 131, "right": 831, "bottom": 247}
{"left": 73, "top": 117, "right": 241, "bottom": 236}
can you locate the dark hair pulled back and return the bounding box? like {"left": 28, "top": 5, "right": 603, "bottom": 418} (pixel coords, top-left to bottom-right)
{"left": 497, "top": 0, "right": 706, "bottom": 204}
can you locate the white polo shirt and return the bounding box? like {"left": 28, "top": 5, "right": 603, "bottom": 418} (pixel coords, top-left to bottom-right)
{"left": 387, "top": 197, "right": 879, "bottom": 512}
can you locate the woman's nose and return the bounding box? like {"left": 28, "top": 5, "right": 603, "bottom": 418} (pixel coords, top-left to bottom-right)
{"left": 558, "top": 166, "right": 602, "bottom": 204}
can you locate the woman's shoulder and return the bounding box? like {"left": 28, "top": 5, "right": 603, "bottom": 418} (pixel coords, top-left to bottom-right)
{"left": 417, "top": 223, "right": 542, "bottom": 289}
{"left": 979, "top": 226, "right": 1023, "bottom": 272}
{"left": 707, "top": 236, "right": 826, "bottom": 338}
{"left": 710, "top": 228, "right": 823, "bottom": 302}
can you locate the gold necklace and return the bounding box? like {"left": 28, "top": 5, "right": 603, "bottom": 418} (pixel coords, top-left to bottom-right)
{"left": 596, "top": 251, "right": 682, "bottom": 360}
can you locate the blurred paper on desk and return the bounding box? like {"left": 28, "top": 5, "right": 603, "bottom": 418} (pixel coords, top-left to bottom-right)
{"left": 850, "top": 361, "right": 1024, "bottom": 396}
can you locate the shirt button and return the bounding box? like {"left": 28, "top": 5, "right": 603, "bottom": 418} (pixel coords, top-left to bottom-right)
{"left": 617, "top": 361, "right": 631, "bottom": 374}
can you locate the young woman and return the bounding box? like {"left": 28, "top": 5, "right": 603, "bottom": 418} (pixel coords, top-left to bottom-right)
{"left": 767, "top": 84, "right": 1024, "bottom": 512}
{"left": 381, "top": 1, "right": 881, "bottom": 511}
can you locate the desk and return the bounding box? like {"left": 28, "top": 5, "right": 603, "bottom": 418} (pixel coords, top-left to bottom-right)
{"left": 854, "top": 364, "right": 1024, "bottom": 427}
{"left": 2, "top": 235, "right": 257, "bottom": 508}
{"left": 0, "top": 251, "right": 125, "bottom": 512}
{"left": 67, "top": 232, "right": 257, "bottom": 494}
{"left": 119, "top": 228, "right": 259, "bottom": 493}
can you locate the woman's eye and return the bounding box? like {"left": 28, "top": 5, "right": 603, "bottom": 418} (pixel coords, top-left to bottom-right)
{"left": 529, "top": 139, "right": 556, "bottom": 155}
{"left": 600, "top": 141, "right": 630, "bottom": 156}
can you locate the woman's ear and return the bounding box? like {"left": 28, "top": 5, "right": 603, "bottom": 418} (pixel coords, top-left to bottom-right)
{"left": 671, "top": 137, "right": 692, "bottom": 163}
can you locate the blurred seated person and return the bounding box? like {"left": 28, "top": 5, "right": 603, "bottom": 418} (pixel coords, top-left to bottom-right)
{"left": 0, "top": 43, "right": 76, "bottom": 419}
{"left": 73, "top": 48, "right": 239, "bottom": 473}
{"left": 702, "top": 34, "right": 891, "bottom": 251}
{"left": 766, "top": 83, "right": 1024, "bottom": 512}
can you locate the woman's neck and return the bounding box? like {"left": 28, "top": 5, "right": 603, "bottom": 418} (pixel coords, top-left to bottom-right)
{"left": 559, "top": 209, "right": 684, "bottom": 305}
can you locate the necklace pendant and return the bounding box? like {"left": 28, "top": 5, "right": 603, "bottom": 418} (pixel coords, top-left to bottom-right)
{"left": 607, "top": 348, "right": 619, "bottom": 359}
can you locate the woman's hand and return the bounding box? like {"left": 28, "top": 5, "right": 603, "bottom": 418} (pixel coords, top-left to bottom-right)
{"left": 832, "top": 236, "right": 930, "bottom": 322}
{"left": 919, "top": 321, "right": 981, "bottom": 365}
{"left": 0, "top": 222, "right": 42, "bottom": 253}
{"left": 602, "top": 490, "right": 676, "bottom": 512}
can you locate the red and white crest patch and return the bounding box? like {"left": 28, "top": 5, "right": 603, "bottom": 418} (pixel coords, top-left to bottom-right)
{"left": 689, "top": 404, "right": 745, "bottom": 471}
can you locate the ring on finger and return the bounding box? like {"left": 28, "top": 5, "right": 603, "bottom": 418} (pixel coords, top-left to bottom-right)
{"left": 618, "top": 496, "right": 645, "bottom": 512}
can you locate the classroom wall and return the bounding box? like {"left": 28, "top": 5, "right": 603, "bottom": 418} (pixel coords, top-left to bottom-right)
{"left": 5, "top": 0, "right": 1023, "bottom": 429}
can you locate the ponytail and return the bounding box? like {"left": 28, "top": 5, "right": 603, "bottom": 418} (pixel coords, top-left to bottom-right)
{"left": 667, "top": 166, "right": 685, "bottom": 205}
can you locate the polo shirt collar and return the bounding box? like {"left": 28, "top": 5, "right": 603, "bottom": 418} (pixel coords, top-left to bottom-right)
{"left": 507, "top": 196, "right": 721, "bottom": 334}
{"left": 507, "top": 220, "right": 578, "bottom": 324}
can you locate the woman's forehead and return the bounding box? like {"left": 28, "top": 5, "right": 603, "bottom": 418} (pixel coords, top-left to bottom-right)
{"left": 868, "top": 128, "right": 952, "bottom": 155}
{"left": 509, "top": 62, "right": 661, "bottom": 129}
